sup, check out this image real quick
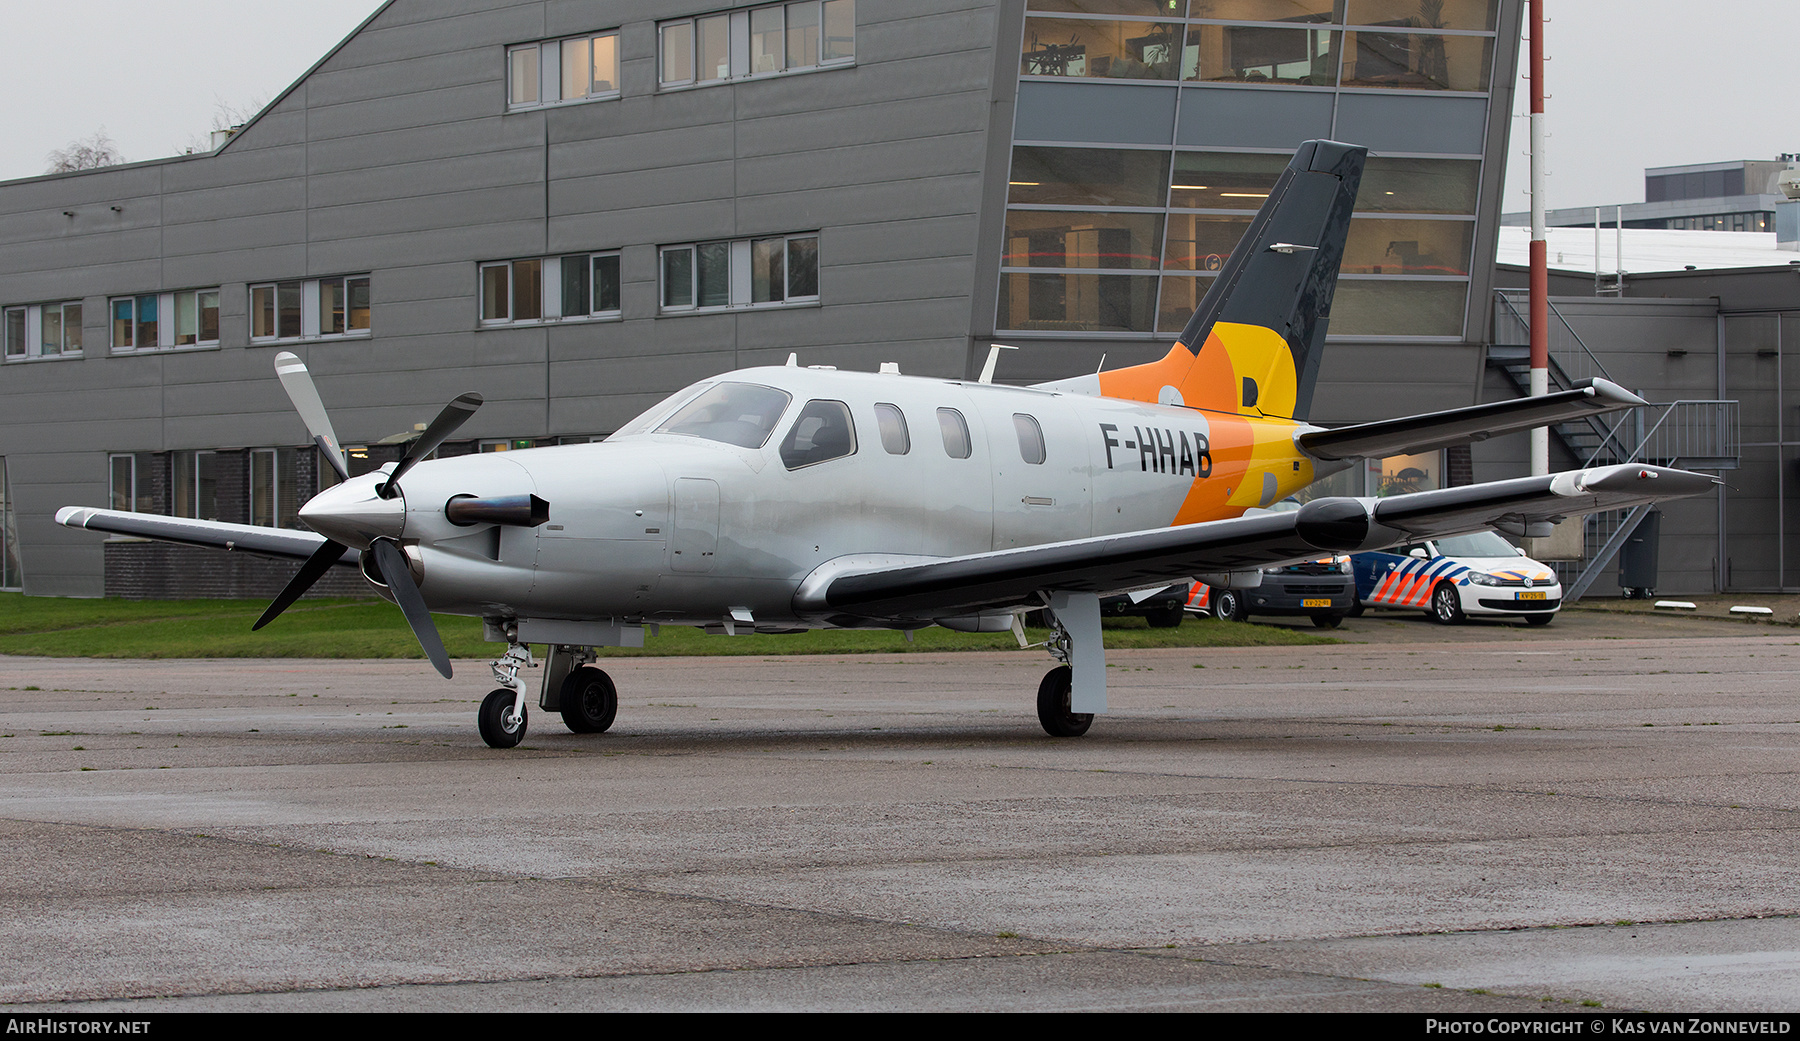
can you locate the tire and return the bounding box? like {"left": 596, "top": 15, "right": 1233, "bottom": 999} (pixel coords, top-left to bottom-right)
{"left": 1035, "top": 665, "right": 1093, "bottom": 738}
{"left": 1524, "top": 613, "right": 1554, "bottom": 627}
{"left": 478, "top": 688, "right": 528, "bottom": 748}
{"left": 1210, "top": 589, "right": 1245, "bottom": 623}
{"left": 1145, "top": 605, "right": 1184, "bottom": 629}
{"left": 1311, "top": 613, "right": 1344, "bottom": 630}
{"left": 1346, "top": 595, "right": 1365, "bottom": 618}
{"left": 1430, "top": 582, "right": 1466, "bottom": 626}
{"left": 560, "top": 666, "right": 618, "bottom": 734}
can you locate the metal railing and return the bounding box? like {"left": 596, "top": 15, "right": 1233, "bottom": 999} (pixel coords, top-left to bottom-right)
{"left": 1493, "top": 290, "right": 1617, "bottom": 386}
{"left": 1581, "top": 399, "right": 1739, "bottom": 470}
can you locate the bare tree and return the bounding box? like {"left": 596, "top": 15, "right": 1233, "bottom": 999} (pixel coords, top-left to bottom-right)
{"left": 46, "top": 129, "right": 123, "bottom": 174}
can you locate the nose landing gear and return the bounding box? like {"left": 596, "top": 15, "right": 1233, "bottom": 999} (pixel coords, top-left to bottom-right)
{"left": 478, "top": 642, "right": 534, "bottom": 748}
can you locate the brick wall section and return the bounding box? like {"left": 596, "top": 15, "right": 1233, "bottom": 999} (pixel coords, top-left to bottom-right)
{"left": 104, "top": 540, "right": 373, "bottom": 600}
{"left": 1446, "top": 444, "right": 1475, "bottom": 487}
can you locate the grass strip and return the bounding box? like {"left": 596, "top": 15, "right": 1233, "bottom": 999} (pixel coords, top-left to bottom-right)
{"left": 0, "top": 592, "right": 1336, "bottom": 660}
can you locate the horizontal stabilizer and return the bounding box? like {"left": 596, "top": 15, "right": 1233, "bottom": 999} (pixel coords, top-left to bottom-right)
{"left": 795, "top": 463, "right": 1713, "bottom": 623}
{"left": 55, "top": 507, "right": 360, "bottom": 566}
{"left": 1298, "top": 379, "right": 1648, "bottom": 461}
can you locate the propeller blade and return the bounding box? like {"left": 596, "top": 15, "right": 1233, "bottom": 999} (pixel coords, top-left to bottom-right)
{"left": 370, "top": 538, "right": 453, "bottom": 679}
{"left": 252, "top": 537, "right": 350, "bottom": 631}
{"left": 378, "top": 392, "right": 483, "bottom": 500}
{"left": 273, "top": 352, "right": 350, "bottom": 482}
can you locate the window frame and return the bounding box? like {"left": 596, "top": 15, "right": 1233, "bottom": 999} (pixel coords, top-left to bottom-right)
{"left": 659, "top": 234, "right": 821, "bottom": 314}
{"left": 658, "top": 1, "right": 855, "bottom": 91}
{"left": 507, "top": 30, "right": 622, "bottom": 110}
{"left": 4, "top": 300, "right": 83, "bottom": 361}
{"left": 248, "top": 276, "right": 373, "bottom": 345}
{"left": 110, "top": 289, "right": 220, "bottom": 352}
{"left": 480, "top": 252, "right": 623, "bottom": 326}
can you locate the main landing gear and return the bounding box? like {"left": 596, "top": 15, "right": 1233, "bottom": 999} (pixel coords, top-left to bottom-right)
{"left": 477, "top": 638, "right": 621, "bottom": 748}
{"left": 1035, "top": 591, "right": 1106, "bottom": 739}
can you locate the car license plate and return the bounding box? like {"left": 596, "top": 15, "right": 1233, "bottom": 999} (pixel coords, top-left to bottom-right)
{"left": 1302, "top": 599, "right": 1331, "bottom": 608}
{"left": 1518, "top": 591, "right": 1546, "bottom": 601}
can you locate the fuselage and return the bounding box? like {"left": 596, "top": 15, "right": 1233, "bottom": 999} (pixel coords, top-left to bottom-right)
{"left": 301, "top": 365, "right": 1328, "bottom": 629}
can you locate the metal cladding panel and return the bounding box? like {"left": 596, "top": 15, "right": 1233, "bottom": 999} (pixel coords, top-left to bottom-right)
{"left": 1333, "top": 93, "right": 1489, "bottom": 156}
{"left": 1013, "top": 82, "right": 1177, "bottom": 145}
{"left": 1175, "top": 88, "right": 1334, "bottom": 150}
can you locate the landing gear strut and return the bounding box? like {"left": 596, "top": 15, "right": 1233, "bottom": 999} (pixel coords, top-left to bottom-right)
{"left": 479, "top": 640, "right": 533, "bottom": 748}
{"left": 1036, "top": 591, "right": 1105, "bottom": 738}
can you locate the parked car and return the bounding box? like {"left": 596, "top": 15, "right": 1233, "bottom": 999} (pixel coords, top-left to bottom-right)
{"left": 1098, "top": 583, "right": 1188, "bottom": 628}
{"left": 1186, "top": 556, "right": 1356, "bottom": 629}
{"left": 1350, "top": 531, "right": 1560, "bottom": 626}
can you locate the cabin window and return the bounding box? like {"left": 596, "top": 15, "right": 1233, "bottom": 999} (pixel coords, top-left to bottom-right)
{"left": 780, "top": 399, "right": 857, "bottom": 469}
{"left": 874, "top": 403, "right": 909, "bottom": 455}
{"left": 1013, "top": 413, "right": 1046, "bottom": 465}
{"left": 937, "top": 408, "right": 971, "bottom": 460}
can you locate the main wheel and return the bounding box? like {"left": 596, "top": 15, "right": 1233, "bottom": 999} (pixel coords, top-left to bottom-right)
{"left": 1524, "top": 613, "right": 1554, "bottom": 627}
{"left": 1311, "top": 613, "right": 1344, "bottom": 630}
{"left": 560, "top": 666, "right": 618, "bottom": 733}
{"left": 1430, "top": 582, "right": 1466, "bottom": 625}
{"left": 1036, "top": 665, "right": 1093, "bottom": 738}
{"left": 1145, "top": 605, "right": 1184, "bottom": 629}
{"left": 1210, "top": 589, "right": 1245, "bottom": 623}
{"left": 478, "top": 688, "right": 528, "bottom": 748}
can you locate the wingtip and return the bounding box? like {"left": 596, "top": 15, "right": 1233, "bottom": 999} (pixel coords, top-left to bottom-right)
{"left": 54, "top": 506, "right": 89, "bottom": 527}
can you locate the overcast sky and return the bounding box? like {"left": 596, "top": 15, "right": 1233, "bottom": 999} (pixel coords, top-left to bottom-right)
{"left": 3, "top": 2, "right": 1798, "bottom": 213}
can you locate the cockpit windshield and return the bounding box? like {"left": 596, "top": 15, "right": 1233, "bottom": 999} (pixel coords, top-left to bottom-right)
{"left": 654, "top": 382, "right": 793, "bottom": 448}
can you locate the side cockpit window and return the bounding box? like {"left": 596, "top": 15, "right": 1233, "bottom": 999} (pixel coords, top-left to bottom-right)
{"left": 780, "top": 399, "right": 857, "bottom": 469}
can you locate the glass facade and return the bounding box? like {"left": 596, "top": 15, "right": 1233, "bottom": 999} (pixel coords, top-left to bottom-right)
{"left": 1003, "top": 0, "right": 1496, "bottom": 338}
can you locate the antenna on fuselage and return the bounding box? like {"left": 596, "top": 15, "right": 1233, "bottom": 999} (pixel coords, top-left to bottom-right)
{"left": 978, "top": 343, "right": 1018, "bottom": 384}
{"left": 786, "top": 353, "right": 798, "bottom": 367}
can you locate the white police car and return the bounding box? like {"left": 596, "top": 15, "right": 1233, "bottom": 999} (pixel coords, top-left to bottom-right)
{"left": 1351, "top": 531, "right": 1561, "bottom": 626}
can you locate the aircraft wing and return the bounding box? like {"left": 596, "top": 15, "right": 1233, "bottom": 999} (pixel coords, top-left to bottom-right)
{"left": 54, "top": 507, "right": 360, "bottom": 566}
{"left": 1298, "top": 379, "right": 1646, "bottom": 461}
{"left": 800, "top": 463, "right": 1715, "bottom": 621}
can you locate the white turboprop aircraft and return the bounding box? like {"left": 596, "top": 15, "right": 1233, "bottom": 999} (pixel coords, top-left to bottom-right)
{"left": 58, "top": 141, "right": 1714, "bottom": 747}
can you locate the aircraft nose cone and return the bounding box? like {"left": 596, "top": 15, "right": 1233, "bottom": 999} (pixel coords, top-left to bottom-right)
{"left": 298, "top": 478, "right": 405, "bottom": 549}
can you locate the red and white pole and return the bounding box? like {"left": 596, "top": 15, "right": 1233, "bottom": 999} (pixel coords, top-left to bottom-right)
{"left": 1528, "top": 0, "right": 1549, "bottom": 476}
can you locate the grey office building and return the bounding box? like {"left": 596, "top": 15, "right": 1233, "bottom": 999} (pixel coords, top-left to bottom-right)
{"left": 0, "top": 0, "right": 1525, "bottom": 598}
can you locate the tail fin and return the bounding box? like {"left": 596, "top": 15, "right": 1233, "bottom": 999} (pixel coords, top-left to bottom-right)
{"left": 1087, "top": 139, "right": 1364, "bottom": 421}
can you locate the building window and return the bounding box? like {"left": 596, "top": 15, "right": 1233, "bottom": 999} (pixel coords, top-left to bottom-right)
{"left": 111, "top": 290, "right": 219, "bottom": 351}
{"left": 251, "top": 448, "right": 300, "bottom": 528}
{"left": 660, "top": 235, "right": 819, "bottom": 312}
{"left": 659, "top": 1, "right": 855, "bottom": 88}
{"left": 250, "top": 277, "right": 371, "bottom": 343}
{"left": 1020, "top": 1, "right": 1497, "bottom": 92}
{"left": 508, "top": 31, "right": 621, "bottom": 109}
{"left": 109, "top": 453, "right": 156, "bottom": 513}
{"left": 171, "top": 450, "right": 220, "bottom": 521}
{"left": 480, "top": 254, "right": 621, "bottom": 325}
{"left": 5, "top": 301, "right": 82, "bottom": 359}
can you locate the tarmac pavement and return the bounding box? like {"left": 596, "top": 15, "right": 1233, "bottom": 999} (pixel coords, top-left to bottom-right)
{"left": 2, "top": 607, "right": 1798, "bottom": 1012}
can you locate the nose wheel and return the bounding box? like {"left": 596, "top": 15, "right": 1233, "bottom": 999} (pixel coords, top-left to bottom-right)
{"left": 478, "top": 688, "right": 528, "bottom": 748}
